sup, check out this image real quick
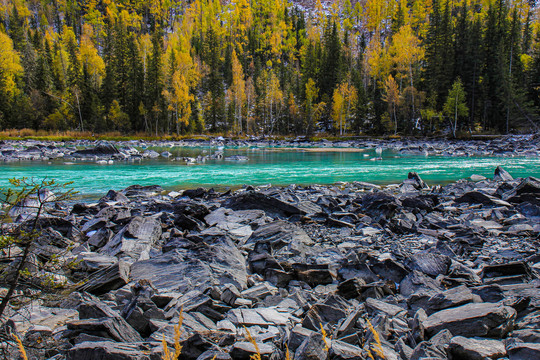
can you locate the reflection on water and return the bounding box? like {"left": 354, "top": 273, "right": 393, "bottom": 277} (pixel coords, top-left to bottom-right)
{"left": 1, "top": 147, "right": 539, "bottom": 198}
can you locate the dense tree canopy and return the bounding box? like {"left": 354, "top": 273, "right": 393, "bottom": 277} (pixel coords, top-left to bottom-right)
{"left": 0, "top": 0, "right": 539, "bottom": 136}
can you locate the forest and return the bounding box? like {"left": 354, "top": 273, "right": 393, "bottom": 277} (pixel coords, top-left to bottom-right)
{"left": 0, "top": 0, "right": 539, "bottom": 136}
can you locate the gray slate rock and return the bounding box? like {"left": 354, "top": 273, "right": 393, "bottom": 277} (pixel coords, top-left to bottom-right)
{"left": 494, "top": 166, "right": 513, "bottom": 182}
{"left": 329, "top": 340, "right": 363, "bottom": 360}
{"left": 448, "top": 336, "right": 506, "bottom": 360}
{"left": 294, "top": 332, "right": 328, "bottom": 360}
{"left": 224, "top": 190, "right": 306, "bottom": 217}
{"left": 71, "top": 141, "right": 120, "bottom": 158}
{"left": 410, "top": 329, "right": 453, "bottom": 360}
{"left": 400, "top": 270, "right": 442, "bottom": 297}
{"left": 67, "top": 317, "right": 143, "bottom": 343}
{"left": 101, "top": 216, "right": 162, "bottom": 261}
{"left": 230, "top": 341, "right": 274, "bottom": 360}
{"left": 407, "top": 250, "right": 451, "bottom": 277}
{"left": 424, "top": 303, "right": 516, "bottom": 338}
{"left": 77, "top": 259, "right": 131, "bottom": 295}
{"left": 66, "top": 341, "right": 151, "bottom": 360}
{"left": 408, "top": 285, "right": 479, "bottom": 315}
{"left": 131, "top": 236, "right": 247, "bottom": 293}
{"left": 506, "top": 341, "right": 540, "bottom": 360}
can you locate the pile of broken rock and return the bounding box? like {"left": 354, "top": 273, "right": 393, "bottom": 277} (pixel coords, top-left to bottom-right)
{"left": 2, "top": 167, "right": 540, "bottom": 360}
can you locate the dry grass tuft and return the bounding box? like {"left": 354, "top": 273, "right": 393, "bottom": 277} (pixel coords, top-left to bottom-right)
{"left": 319, "top": 322, "right": 330, "bottom": 352}
{"left": 243, "top": 326, "right": 262, "bottom": 360}
{"left": 366, "top": 319, "right": 385, "bottom": 359}
{"left": 12, "top": 333, "right": 28, "bottom": 360}
{"left": 161, "top": 306, "right": 184, "bottom": 360}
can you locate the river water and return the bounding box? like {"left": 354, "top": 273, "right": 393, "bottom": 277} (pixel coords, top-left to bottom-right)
{"left": 1, "top": 147, "right": 539, "bottom": 197}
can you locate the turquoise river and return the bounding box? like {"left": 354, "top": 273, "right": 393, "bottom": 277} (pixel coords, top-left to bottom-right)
{"left": 1, "top": 147, "right": 539, "bottom": 198}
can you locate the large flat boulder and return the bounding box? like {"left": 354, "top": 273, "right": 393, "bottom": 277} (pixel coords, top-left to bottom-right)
{"left": 246, "top": 220, "right": 313, "bottom": 255}
{"left": 130, "top": 236, "right": 247, "bottom": 293}
{"left": 77, "top": 260, "right": 131, "bottom": 295}
{"left": 223, "top": 190, "right": 306, "bottom": 217}
{"left": 408, "top": 285, "right": 479, "bottom": 315}
{"left": 66, "top": 341, "right": 152, "bottom": 360}
{"left": 71, "top": 141, "right": 120, "bottom": 158}
{"left": 67, "top": 317, "right": 143, "bottom": 343}
{"left": 424, "top": 303, "right": 516, "bottom": 338}
{"left": 448, "top": 336, "right": 506, "bottom": 360}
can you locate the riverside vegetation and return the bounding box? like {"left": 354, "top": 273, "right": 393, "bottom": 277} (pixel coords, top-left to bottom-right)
{"left": 0, "top": 154, "right": 539, "bottom": 359}
{"left": 1, "top": 0, "right": 540, "bottom": 136}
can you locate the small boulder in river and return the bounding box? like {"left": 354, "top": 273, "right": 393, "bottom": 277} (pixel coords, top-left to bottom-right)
{"left": 71, "top": 141, "right": 120, "bottom": 158}
{"left": 494, "top": 166, "right": 514, "bottom": 182}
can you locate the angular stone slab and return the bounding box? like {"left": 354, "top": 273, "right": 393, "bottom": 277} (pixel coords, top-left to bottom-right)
{"left": 66, "top": 341, "right": 151, "bottom": 360}
{"left": 424, "top": 303, "right": 516, "bottom": 338}
{"left": 448, "top": 336, "right": 506, "bottom": 360}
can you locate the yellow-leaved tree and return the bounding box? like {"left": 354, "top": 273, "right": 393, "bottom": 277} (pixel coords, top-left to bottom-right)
{"left": 381, "top": 74, "right": 400, "bottom": 134}
{"left": 229, "top": 49, "right": 246, "bottom": 134}
{"left": 389, "top": 24, "right": 424, "bottom": 123}
{"left": 0, "top": 31, "right": 23, "bottom": 101}
{"left": 163, "top": 13, "right": 200, "bottom": 134}
{"left": 79, "top": 24, "right": 105, "bottom": 88}
{"left": 332, "top": 81, "right": 358, "bottom": 135}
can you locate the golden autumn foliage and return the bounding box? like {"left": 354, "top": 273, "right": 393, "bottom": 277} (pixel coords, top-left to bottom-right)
{"left": 0, "top": 0, "right": 537, "bottom": 135}
{"left": 332, "top": 81, "right": 358, "bottom": 135}
{"left": 0, "top": 31, "right": 23, "bottom": 98}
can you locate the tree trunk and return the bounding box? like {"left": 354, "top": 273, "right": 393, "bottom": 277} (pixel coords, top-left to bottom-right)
{"left": 454, "top": 92, "right": 458, "bottom": 138}
{"left": 409, "top": 62, "right": 415, "bottom": 125}
{"left": 0, "top": 202, "right": 44, "bottom": 318}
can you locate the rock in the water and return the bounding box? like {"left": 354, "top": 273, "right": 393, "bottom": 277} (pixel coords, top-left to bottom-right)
{"left": 423, "top": 303, "right": 516, "bottom": 338}
{"left": 71, "top": 141, "right": 120, "bottom": 158}
{"left": 494, "top": 166, "right": 513, "bottom": 182}
{"left": 471, "top": 174, "right": 487, "bottom": 182}
{"left": 406, "top": 171, "right": 429, "bottom": 190}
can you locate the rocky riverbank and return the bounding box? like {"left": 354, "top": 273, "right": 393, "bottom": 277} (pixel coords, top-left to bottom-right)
{"left": 1, "top": 134, "right": 539, "bottom": 163}
{"left": 2, "top": 168, "right": 540, "bottom": 359}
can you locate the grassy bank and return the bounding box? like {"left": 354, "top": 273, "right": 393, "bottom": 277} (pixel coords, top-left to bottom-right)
{"left": 0, "top": 129, "right": 508, "bottom": 142}
{"left": 0, "top": 129, "right": 210, "bottom": 141}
